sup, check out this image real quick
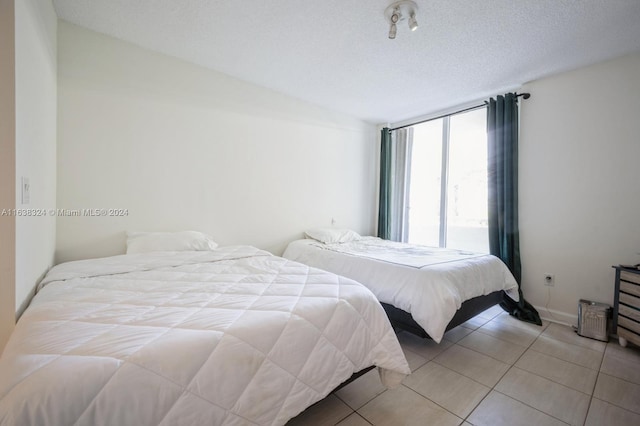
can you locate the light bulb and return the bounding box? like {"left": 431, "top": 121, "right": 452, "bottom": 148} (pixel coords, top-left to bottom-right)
{"left": 388, "top": 22, "right": 397, "bottom": 39}
{"left": 409, "top": 13, "right": 418, "bottom": 31}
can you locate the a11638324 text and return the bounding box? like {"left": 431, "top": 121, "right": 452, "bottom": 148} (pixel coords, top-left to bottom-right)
{"left": 0, "top": 208, "right": 129, "bottom": 217}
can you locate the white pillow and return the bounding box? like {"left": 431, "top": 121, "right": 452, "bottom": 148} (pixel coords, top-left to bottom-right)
{"left": 304, "top": 228, "right": 362, "bottom": 244}
{"left": 126, "top": 231, "right": 218, "bottom": 254}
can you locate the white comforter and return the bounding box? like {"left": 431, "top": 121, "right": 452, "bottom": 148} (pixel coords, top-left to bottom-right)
{"left": 283, "top": 238, "right": 519, "bottom": 343}
{"left": 0, "top": 246, "right": 409, "bottom": 426}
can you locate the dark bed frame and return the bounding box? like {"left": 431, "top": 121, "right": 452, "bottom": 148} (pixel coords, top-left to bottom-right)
{"left": 323, "top": 291, "right": 505, "bottom": 404}
{"left": 381, "top": 290, "right": 505, "bottom": 339}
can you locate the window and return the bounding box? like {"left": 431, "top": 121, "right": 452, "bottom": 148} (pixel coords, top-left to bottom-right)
{"left": 406, "top": 107, "right": 489, "bottom": 252}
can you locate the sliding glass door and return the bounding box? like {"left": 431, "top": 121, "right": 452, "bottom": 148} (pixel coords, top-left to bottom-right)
{"left": 407, "top": 107, "right": 489, "bottom": 252}
{"left": 407, "top": 118, "right": 443, "bottom": 247}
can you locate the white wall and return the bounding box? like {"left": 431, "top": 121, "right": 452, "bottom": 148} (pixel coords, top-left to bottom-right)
{"left": 14, "top": 0, "right": 57, "bottom": 315}
{"left": 56, "top": 22, "right": 377, "bottom": 263}
{"left": 520, "top": 52, "right": 640, "bottom": 324}
{"left": 0, "top": 0, "right": 16, "bottom": 352}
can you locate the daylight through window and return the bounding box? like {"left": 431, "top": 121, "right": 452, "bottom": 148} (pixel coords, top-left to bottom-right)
{"left": 407, "top": 107, "right": 489, "bottom": 252}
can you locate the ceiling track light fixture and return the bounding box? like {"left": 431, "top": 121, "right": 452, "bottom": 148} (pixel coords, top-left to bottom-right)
{"left": 389, "top": 7, "right": 399, "bottom": 39}
{"left": 385, "top": 0, "right": 419, "bottom": 39}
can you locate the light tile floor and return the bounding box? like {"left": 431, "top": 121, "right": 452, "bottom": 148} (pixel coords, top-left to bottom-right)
{"left": 287, "top": 305, "right": 640, "bottom": 426}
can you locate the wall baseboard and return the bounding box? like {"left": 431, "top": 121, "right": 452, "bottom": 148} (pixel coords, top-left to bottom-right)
{"left": 534, "top": 305, "right": 577, "bottom": 328}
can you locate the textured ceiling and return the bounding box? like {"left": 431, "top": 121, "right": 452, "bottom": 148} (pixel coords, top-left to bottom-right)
{"left": 53, "top": 0, "right": 640, "bottom": 124}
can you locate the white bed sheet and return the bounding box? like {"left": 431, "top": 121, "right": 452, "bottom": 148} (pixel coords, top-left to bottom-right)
{"left": 282, "top": 238, "right": 519, "bottom": 343}
{"left": 0, "top": 246, "right": 409, "bottom": 426}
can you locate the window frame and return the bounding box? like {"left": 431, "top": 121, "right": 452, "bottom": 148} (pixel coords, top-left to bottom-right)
{"left": 405, "top": 105, "right": 488, "bottom": 250}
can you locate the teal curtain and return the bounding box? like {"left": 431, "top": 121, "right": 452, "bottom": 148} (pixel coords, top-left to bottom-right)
{"left": 378, "top": 128, "right": 392, "bottom": 239}
{"left": 377, "top": 127, "right": 413, "bottom": 241}
{"left": 487, "top": 93, "right": 542, "bottom": 326}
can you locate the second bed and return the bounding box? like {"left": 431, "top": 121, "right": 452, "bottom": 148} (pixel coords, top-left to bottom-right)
{"left": 283, "top": 235, "right": 519, "bottom": 343}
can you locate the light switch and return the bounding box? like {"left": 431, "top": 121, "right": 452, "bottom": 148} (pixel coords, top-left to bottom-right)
{"left": 21, "top": 177, "right": 30, "bottom": 204}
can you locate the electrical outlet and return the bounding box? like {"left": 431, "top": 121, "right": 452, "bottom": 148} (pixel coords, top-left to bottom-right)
{"left": 544, "top": 274, "right": 555, "bottom": 287}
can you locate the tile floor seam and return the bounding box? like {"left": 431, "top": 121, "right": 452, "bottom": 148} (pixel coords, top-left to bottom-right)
{"left": 540, "top": 332, "right": 607, "bottom": 355}
{"left": 592, "top": 372, "right": 640, "bottom": 417}
{"left": 402, "top": 345, "right": 430, "bottom": 361}
{"left": 508, "top": 365, "right": 595, "bottom": 398}
{"left": 472, "top": 326, "right": 540, "bottom": 349}
{"left": 466, "top": 328, "right": 579, "bottom": 424}
{"left": 333, "top": 409, "right": 354, "bottom": 425}
{"left": 583, "top": 397, "right": 595, "bottom": 426}
{"left": 580, "top": 339, "right": 612, "bottom": 423}
{"left": 349, "top": 411, "right": 374, "bottom": 425}
{"left": 335, "top": 386, "right": 387, "bottom": 412}
{"left": 450, "top": 320, "right": 600, "bottom": 425}
{"left": 399, "top": 339, "right": 451, "bottom": 366}
{"left": 490, "top": 388, "right": 573, "bottom": 426}
{"left": 406, "top": 355, "right": 503, "bottom": 424}
{"left": 426, "top": 358, "right": 493, "bottom": 391}
{"left": 456, "top": 337, "right": 528, "bottom": 364}
{"left": 588, "top": 396, "right": 640, "bottom": 418}
{"left": 598, "top": 370, "right": 640, "bottom": 388}
{"left": 542, "top": 337, "right": 606, "bottom": 356}
{"left": 289, "top": 312, "right": 640, "bottom": 425}
{"left": 587, "top": 392, "right": 640, "bottom": 418}
{"left": 397, "top": 382, "right": 465, "bottom": 422}
{"left": 459, "top": 383, "right": 494, "bottom": 424}
{"left": 454, "top": 319, "right": 544, "bottom": 370}
{"left": 461, "top": 350, "right": 522, "bottom": 426}
{"left": 513, "top": 357, "right": 598, "bottom": 396}
{"left": 496, "top": 323, "right": 540, "bottom": 365}
{"left": 524, "top": 346, "right": 602, "bottom": 373}
{"left": 431, "top": 346, "right": 510, "bottom": 389}
{"left": 500, "top": 366, "right": 594, "bottom": 425}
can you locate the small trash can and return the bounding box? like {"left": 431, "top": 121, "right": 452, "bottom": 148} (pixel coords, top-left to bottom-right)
{"left": 577, "top": 299, "right": 610, "bottom": 342}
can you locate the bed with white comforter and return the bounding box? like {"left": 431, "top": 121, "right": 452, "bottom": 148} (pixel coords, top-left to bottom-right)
{"left": 0, "top": 246, "right": 409, "bottom": 426}
{"left": 283, "top": 237, "right": 519, "bottom": 343}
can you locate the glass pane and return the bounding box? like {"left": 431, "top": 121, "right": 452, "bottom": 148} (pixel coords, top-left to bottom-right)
{"left": 407, "top": 118, "right": 443, "bottom": 247}
{"left": 446, "top": 108, "right": 489, "bottom": 252}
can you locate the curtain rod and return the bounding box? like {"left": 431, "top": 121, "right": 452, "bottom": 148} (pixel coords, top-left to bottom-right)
{"left": 389, "top": 92, "right": 530, "bottom": 132}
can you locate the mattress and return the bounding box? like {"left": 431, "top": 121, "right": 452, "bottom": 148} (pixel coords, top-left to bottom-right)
{"left": 283, "top": 237, "right": 519, "bottom": 343}
{"left": 0, "top": 246, "right": 409, "bottom": 426}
